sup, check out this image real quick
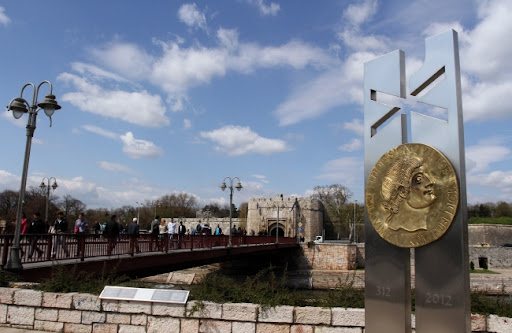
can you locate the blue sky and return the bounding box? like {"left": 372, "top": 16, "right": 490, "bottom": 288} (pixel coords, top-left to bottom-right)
{"left": 0, "top": 0, "right": 511, "bottom": 209}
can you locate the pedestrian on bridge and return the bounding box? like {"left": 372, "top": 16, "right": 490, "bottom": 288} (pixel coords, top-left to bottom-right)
{"left": 27, "top": 213, "right": 45, "bottom": 259}
{"left": 104, "top": 215, "right": 120, "bottom": 255}
{"left": 127, "top": 217, "right": 140, "bottom": 254}
{"left": 159, "top": 219, "right": 167, "bottom": 251}
{"left": 51, "top": 211, "right": 69, "bottom": 259}
{"left": 75, "top": 213, "right": 89, "bottom": 258}
{"left": 168, "top": 218, "right": 177, "bottom": 249}
{"left": 150, "top": 216, "right": 160, "bottom": 251}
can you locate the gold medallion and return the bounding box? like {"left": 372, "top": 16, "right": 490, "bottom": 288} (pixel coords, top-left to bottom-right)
{"left": 366, "top": 143, "right": 459, "bottom": 248}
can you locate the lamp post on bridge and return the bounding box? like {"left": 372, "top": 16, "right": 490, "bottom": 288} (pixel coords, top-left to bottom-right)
{"left": 221, "top": 177, "right": 242, "bottom": 248}
{"left": 136, "top": 201, "right": 143, "bottom": 225}
{"left": 5, "top": 81, "right": 62, "bottom": 272}
{"left": 40, "top": 177, "right": 58, "bottom": 225}
{"left": 353, "top": 200, "right": 357, "bottom": 244}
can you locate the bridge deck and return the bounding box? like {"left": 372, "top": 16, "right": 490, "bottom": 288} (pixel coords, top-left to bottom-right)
{"left": 0, "top": 234, "right": 298, "bottom": 281}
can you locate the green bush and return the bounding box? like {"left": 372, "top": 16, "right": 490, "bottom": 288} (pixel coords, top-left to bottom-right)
{"left": 37, "top": 263, "right": 128, "bottom": 295}
{"left": 471, "top": 289, "right": 512, "bottom": 317}
{"left": 189, "top": 265, "right": 365, "bottom": 308}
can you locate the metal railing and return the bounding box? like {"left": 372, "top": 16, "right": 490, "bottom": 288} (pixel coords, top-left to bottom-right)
{"left": 0, "top": 234, "right": 297, "bottom": 266}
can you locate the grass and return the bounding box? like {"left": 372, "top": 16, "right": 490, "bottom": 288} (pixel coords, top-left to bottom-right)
{"left": 471, "top": 269, "right": 500, "bottom": 274}
{"left": 36, "top": 262, "right": 129, "bottom": 295}
{"left": 469, "top": 217, "right": 512, "bottom": 225}
{"left": 188, "top": 265, "right": 364, "bottom": 308}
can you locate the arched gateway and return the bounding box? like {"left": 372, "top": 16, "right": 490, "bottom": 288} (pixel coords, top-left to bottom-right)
{"left": 247, "top": 195, "right": 323, "bottom": 241}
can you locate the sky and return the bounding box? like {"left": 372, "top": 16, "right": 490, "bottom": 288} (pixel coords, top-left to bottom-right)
{"left": 0, "top": 0, "right": 511, "bottom": 210}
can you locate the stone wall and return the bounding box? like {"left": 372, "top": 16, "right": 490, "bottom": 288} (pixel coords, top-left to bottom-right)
{"left": 247, "top": 196, "right": 323, "bottom": 241}
{"left": 470, "top": 246, "right": 512, "bottom": 269}
{"left": 292, "top": 243, "right": 357, "bottom": 271}
{"left": 469, "top": 224, "right": 512, "bottom": 246}
{"left": 0, "top": 287, "right": 510, "bottom": 333}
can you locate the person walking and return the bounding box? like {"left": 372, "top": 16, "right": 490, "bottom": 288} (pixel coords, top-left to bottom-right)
{"left": 51, "top": 211, "right": 69, "bottom": 258}
{"left": 27, "top": 213, "right": 45, "bottom": 259}
{"left": 75, "top": 213, "right": 89, "bottom": 258}
{"left": 167, "top": 218, "right": 177, "bottom": 249}
{"left": 159, "top": 219, "right": 167, "bottom": 251}
{"left": 150, "top": 216, "right": 160, "bottom": 251}
{"left": 127, "top": 217, "right": 140, "bottom": 254}
{"left": 104, "top": 215, "right": 120, "bottom": 255}
{"left": 214, "top": 224, "right": 223, "bottom": 235}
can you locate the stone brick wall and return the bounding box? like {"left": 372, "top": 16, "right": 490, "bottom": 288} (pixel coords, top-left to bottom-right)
{"left": 470, "top": 246, "right": 512, "bottom": 269}
{"left": 0, "top": 288, "right": 510, "bottom": 332}
{"left": 292, "top": 244, "right": 357, "bottom": 271}
{"left": 469, "top": 224, "right": 512, "bottom": 246}
{"left": 248, "top": 196, "right": 323, "bottom": 241}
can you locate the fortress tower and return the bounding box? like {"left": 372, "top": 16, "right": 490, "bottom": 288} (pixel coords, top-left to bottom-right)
{"left": 247, "top": 195, "right": 323, "bottom": 241}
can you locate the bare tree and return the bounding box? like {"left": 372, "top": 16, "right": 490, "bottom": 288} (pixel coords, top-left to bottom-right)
{"left": 58, "top": 194, "right": 86, "bottom": 221}
{"left": 312, "top": 184, "right": 353, "bottom": 239}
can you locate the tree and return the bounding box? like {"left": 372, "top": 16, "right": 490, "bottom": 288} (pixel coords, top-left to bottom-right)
{"left": 495, "top": 201, "right": 512, "bottom": 218}
{"left": 58, "top": 195, "right": 87, "bottom": 222}
{"left": 312, "top": 184, "right": 353, "bottom": 239}
{"left": 238, "top": 202, "right": 248, "bottom": 219}
{"left": 0, "top": 190, "right": 19, "bottom": 222}
{"left": 158, "top": 193, "right": 199, "bottom": 218}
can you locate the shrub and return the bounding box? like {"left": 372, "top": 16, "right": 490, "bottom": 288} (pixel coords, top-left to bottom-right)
{"left": 37, "top": 262, "right": 128, "bottom": 295}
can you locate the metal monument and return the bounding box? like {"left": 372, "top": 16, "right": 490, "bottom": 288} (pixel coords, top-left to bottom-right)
{"left": 363, "top": 30, "right": 470, "bottom": 332}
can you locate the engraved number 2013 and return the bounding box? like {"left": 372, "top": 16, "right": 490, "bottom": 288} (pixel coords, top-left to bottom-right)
{"left": 376, "top": 286, "right": 391, "bottom": 297}
{"left": 426, "top": 292, "right": 452, "bottom": 306}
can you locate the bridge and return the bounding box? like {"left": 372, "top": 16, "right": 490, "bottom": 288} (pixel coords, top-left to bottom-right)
{"left": 0, "top": 234, "right": 299, "bottom": 281}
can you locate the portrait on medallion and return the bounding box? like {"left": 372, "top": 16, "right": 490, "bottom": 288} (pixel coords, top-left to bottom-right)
{"left": 381, "top": 155, "right": 436, "bottom": 232}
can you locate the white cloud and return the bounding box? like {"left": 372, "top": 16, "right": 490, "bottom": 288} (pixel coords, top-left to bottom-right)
{"left": 200, "top": 125, "right": 289, "bottom": 156}
{"left": 344, "top": 118, "right": 364, "bottom": 136}
{"left": 91, "top": 43, "right": 155, "bottom": 80}
{"left": 58, "top": 73, "right": 169, "bottom": 127}
{"left": 120, "top": 132, "right": 163, "bottom": 159}
{"left": 82, "top": 125, "right": 118, "bottom": 139}
{"left": 217, "top": 28, "right": 239, "bottom": 51}
{"left": 252, "top": 174, "right": 269, "bottom": 184}
{"left": 82, "top": 125, "right": 163, "bottom": 160}
{"left": 339, "top": 138, "right": 362, "bottom": 152}
{"left": 97, "top": 161, "right": 136, "bottom": 174}
{"left": 285, "top": 133, "right": 305, "bottom": 141}
{"left": 248, "top": 0, "right": 280, "bottom": 16}
{"left": 183, "top": 119, "right": 192, "bottom": 129}
{"left": 178, "top": 3, "right": 207, "bottom": 31}
{"left": 316, "top": 157, "right": 363, "bottom": 188}
{"left": 422, "top": 0, "right": 512, "bottom": 122}
{"left": 466, "top": 144, "right": 510, "bottom": 173}
{"left": 0, "top": 170, "right": 19, "bottom": 188}
{"left": 71, "top": 62, "right": 130, "bottom": 83}
{"left": 150, "top": 40, "right": 227, "bottom": 94}
{"left": 274, "top": 51, "right": 374, "bottom": 126}
{"left": 343, "top": 0, "right": 377, "bottom": 27}
{"left": 0, "top": 7, "right": 10, "bottom": 26}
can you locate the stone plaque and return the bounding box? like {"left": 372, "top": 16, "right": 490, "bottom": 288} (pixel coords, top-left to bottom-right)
{"left": 100, "top": 286, "right": 189, "bottom": 304}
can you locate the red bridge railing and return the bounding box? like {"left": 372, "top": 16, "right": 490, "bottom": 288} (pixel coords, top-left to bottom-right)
{"left": 0, "top": 234, "right": 297, "bottom": 266}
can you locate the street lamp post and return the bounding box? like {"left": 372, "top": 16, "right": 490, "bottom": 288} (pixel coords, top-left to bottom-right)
{"left": 353, "top": 200, "right": 357, "bottom": 244}
{"left": 276, "top": 194, "right": 283, "bottom": 244}
{"left": 40, "top": 177, "right": 58, "bottom": 224}
{"left": 221, "top": 177, "right": 242, "bottom": 247}
{"left": 136, "top": 201, "right": 142, "bottom": 224}
{"left": 5, "top": 81, "right": 61, "bottom": 271}
{"left": 153, "top": 201, "right": 160, "bottom": 219}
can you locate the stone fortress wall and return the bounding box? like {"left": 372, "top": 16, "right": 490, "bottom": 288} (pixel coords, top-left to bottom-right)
{"left": 247, "top": 195, "right": 323, "bottom": 241}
